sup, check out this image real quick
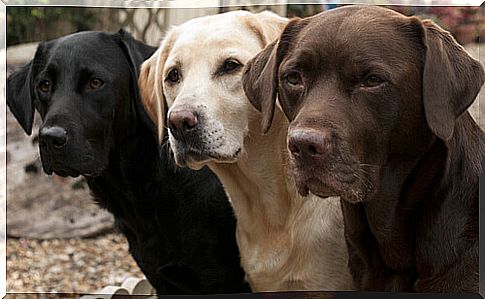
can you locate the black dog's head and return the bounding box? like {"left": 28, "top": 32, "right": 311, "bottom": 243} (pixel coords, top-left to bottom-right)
{"left": 7, "top": 30, "right": 155, "bottom": 177}
{"left": 243, "top": 6, "right": 485, "bottom": 202}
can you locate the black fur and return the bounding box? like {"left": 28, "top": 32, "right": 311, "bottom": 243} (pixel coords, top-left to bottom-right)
{"left": 7, "top": 29, "right": 248, "bottom": 294}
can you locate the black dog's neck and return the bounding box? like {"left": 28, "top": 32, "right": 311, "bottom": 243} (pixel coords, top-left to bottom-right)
{"left": 85, "top": 111, "right": 173, "bottom": 224}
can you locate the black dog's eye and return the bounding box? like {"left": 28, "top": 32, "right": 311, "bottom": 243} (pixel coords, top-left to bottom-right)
{"left": 167, "top": 69, "right": 180, "bottom": 83}
{"left": 38, "top": 80, "right": 51, "bottom": 93}
{"left": 362, "top": 75, "right": 384, "bottom": 88}
{"left": 88, "top": 78, "right": 104, "bottom": 90}
{"left": 222, "top": 59, "right": 241, "bottom": 73}
{"left": 284, "top": 72, "right": 302, "bottom": 86}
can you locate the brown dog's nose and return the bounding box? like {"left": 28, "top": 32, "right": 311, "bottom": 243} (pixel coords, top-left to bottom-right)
{"left": 168, "top": 109, "right": 198, "bottom": 139}
{"left": 288, "top": 128, "right": 332, "bottom": 159}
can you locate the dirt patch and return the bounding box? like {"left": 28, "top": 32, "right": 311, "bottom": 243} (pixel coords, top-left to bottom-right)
{"left": 7, "top": 233, "right": 144, "bottom": 293}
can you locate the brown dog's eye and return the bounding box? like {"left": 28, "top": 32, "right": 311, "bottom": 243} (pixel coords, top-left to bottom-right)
{"left": 362, "top": 75, "right": 384, "bottom": 88}
{"left": 88, "top": 78, "right": 104, "bottom": 90}
{"left": 284, "top": 72, "right": 302, "bottom": 86}
{"left": 167, "top": 69, "right": 180, "bottom": 83}
{"left": 38, "top": 80, "right": 50, "bottom": 93}
{"left": 223, "top": 59, "right": 241, "bottom": 73}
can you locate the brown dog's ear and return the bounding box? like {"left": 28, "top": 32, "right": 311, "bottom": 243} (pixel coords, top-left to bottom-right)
{"left": 138, "top": 28, "right": 177, "bottom": 143}
{"left": 420, "top": 19, "right": 485, "bottom": 141}
{"left": 243, "top": 18, "right": 304, "bottom": 133}
{"left": 243, "top": 40, "right": 279, "bottom": 133}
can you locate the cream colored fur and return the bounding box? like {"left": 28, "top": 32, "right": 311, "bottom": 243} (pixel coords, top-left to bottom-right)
{"left": 138, "top": 10, "right": 354, "bottom": 292}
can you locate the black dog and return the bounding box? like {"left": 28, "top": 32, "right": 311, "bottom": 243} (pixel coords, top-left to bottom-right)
{"left": 243, "top": 6, "right": 484, "bottom": 292}
{"left": 7, "top": 30, "right": 248, "bottom": 294}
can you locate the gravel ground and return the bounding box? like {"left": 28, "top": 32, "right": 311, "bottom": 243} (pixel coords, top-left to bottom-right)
{"left": 6, "top": 233, "right": 145, "bottom": 293}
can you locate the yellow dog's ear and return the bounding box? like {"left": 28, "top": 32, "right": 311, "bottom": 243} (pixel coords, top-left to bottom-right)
{"left": 246, "top": 11, "right": 288, "bottom": 46}
{"left": 138, "top": 28, "right": 177, "bottom": 143}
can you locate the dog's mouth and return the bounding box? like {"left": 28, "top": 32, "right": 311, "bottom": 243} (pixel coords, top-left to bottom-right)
{"left": 44, "top": 162, "right": 105, "bottom": 178}
{"left": 295, "top": 169, "right": 376, "bottom": 203}
{"left": 41, "top": 150, "right": 106, "bottom": 178}
{"left": 170, "top": 133, "right": 243, "bottom": 168}
{"left": 291, "top": 158, "right": 377, "bottom": 203}
{"left": 297, "top": 178, "right": 338, "bottom": 198}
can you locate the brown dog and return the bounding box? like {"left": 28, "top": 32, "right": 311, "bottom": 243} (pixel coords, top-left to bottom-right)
{"left": 243, "top": 5, "right": 484, "bottom": 292}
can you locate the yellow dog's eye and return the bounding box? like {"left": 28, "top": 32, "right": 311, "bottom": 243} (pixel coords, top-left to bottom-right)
{"left": 223, "top": 59, "right": 241, "bottom": 72}
{"left": 167, "top": 69, "right": 180, "bottom": 83}
{"left": 362, "top": 75, "right": 384, "bottom": 88}
{"left": 38, "top": 80, "right": 51, "bottom": 93}
{"left": 88, "top": 78, "right": 104, "bottom": 90}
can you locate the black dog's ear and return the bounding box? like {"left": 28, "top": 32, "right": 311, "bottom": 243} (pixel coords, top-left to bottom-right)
{"left": 7, "top": 60, "right": 35, "bottom": 135}
{"left": 420, "top": 19, "right": 485, "bottom": 141}
{"left": 7, "top": 42, "right": 49, "bottom": 135}
{"left": 243, "top": 18, "right": 305, "bottom": 133}
{"left": 114, "top": 29, "right": 157, "bottom": 131}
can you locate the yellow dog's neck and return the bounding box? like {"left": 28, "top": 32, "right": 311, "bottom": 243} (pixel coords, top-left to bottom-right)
{"left": 209, "top": 107, "right": 301, "bottom": 239}
{"left": 209, "top": 108, "right": 351, "bottom": 292}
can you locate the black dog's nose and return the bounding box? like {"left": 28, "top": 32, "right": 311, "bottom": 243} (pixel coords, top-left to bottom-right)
{"left": 168, "top": 109, "right": 198, "bottom": 139}
{"left": 40, "top": 126, "right": 68, "bottom": 149}
{"left": 288, "top": 128, "right": 332, "bottom": 160}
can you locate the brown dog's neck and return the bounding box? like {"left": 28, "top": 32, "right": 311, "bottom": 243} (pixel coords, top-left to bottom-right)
{"left": 402, "top": 112, "right": 482, "bottom": 202}
{"left": 361, "top": 112, "right": 483, "bottom": 283}
{"left": 371, "top": 112, "right": 483, "bottom": 202}
{"left": 445, "top": 113, "right": 485, "bottom": 183}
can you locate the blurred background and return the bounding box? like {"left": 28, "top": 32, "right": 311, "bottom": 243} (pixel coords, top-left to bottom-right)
{"left": 5, "top": 3, "right": 485, "bottom": 294}
{"left": 6, "top": 4, "right": 485, "bottom": 47}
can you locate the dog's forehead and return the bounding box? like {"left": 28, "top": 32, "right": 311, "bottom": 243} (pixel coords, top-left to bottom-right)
{"left": 47, "top": 32, "right": 123, "bottom": 63}
{"left": 286, "top": 7, "right": 419, "bottom": 70}
{"left": 166, "top": 13, "right": 262, "bottom": 64}
{"left": 180, "top": 12, "right": 252, "bottom": 40}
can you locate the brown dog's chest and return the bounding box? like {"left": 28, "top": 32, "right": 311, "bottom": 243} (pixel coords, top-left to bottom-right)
{"left": 342, "top": 198, "right": 417, "bottom": 291}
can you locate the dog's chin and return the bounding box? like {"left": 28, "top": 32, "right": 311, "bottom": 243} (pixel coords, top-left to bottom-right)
{"left": 306, "top": 179, "right": 339, "bottom": 198}
{"left": 176, "top": 153, "right": 212, "bottom": 170}
{"left": 174, "top": 147, "right": 242, "bottom": 170}
{"left": 43, "top": 166, "right": 76, "bottom": 177}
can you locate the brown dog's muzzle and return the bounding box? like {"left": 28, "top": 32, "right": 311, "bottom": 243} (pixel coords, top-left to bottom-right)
{"left": 288, "top": 128, "right": 333, "bottom": 162}
{"left": 287, "top": 119, "right": 376, "bottom": 202}
{"left": 287, "top": 125, "right": 342, "bottom": 198}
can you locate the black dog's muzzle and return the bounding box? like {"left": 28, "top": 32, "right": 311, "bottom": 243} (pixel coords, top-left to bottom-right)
{"left": 39, "top": 126, "right": 68, "bottom": 150}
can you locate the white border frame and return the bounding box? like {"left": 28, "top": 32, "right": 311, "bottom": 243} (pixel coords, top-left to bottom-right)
{"left": 1, "top": 1, "right": 482, "bottom": 297}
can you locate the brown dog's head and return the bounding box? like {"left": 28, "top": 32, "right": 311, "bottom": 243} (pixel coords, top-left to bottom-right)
{"left": 243, "top": 5, "right": 484, "bottom": 202}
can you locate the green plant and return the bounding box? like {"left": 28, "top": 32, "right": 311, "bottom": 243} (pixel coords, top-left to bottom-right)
{"left": 7, "top": 7, "right": 98, "bottom": 46}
